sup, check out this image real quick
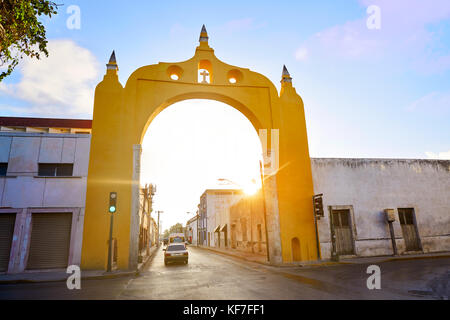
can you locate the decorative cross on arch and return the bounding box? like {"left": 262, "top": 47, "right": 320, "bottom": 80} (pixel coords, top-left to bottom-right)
{"left": 199, "top": 69, "right": 209, "bottom": 84}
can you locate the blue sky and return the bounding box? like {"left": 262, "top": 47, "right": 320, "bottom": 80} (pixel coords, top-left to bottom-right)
{"left": 1, "top": 1, "right": 449, "bottom": 228}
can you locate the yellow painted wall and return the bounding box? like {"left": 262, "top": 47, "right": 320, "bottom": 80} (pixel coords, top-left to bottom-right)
{"left": 81, "top": 31, "right": 317, "bottom": 270}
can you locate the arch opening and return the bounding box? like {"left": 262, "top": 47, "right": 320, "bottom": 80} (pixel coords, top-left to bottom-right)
{"left": 137, "top": 99, "right": 265, "bottom": 259}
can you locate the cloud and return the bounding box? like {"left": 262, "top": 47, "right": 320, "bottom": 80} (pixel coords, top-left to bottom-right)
{"left": 0, "top": 39, "right": 100, "bottom": 118}
{"left": 295, "top": 0, "right": 450, "bottom": 72}
{"left": 295, "top": 47, "right": 308, "bottom": 61}
{"left": 425, "top": 150, "right": 450, "bottom": 160}
{"left": 406, "top": 91, "right": 450, "bottom": 113}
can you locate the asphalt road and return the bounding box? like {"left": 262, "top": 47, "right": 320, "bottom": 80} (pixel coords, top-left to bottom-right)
{"left": 0, "top": 246, "right": 448, "bottom": 300}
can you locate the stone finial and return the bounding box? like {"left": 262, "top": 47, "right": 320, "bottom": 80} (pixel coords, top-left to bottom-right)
{"left": 282, "top": 65, "right": 290, "bottom": 77}
{"left": 199, "top": 24, "right": 209, "bottom": 42}
{"left": 109, "top": 50, "right": 116, "bottom": 64}
{"left": 106, "top": 50, "right": 118, "bottom": 71}
{"left": 281, "top": 65, "right": 292, "bottom": 84}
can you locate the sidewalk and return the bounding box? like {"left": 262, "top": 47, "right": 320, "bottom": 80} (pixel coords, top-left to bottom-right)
{"left": 196, "top": 245, "right": 271, "bottom": 266}
{"left": 197, "top": 245, "right": 450, "bottom": 268}
{"left": 0, "top": 244, "right": 160, "bottom": 285}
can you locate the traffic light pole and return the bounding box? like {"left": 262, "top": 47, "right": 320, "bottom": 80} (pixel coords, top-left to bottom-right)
{"left": 107, "top": 192, "right": 117, "bottom": 272}
{"left": 313, "top": 211, "right": 321, "bottom": 261}
{"left": 107, "top": 212, "right": 114, "bottom": 272}
{"left": 312, "top": 194, "right": 323, "bottom": 261}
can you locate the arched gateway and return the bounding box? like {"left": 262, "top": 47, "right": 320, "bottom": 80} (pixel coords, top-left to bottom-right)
{"left": 81, "top": 26, "right": 318, "bottom": 270}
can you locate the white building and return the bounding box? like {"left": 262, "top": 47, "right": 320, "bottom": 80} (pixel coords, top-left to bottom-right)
{"left": 198, "top": 189, "right": 244, "bottom": 248}
{"left": 186, "top": 215, "right": 199, "bottom": 245}
{"left": 0, "top": 117, "right": 91, "bottom": 273}
{"left": 312, "top": 158, "right": 450, "bottom": 260}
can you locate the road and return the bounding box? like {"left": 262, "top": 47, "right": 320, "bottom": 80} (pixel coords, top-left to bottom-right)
{"left": 0, "top": 246, "right": 448, "bottom": 299}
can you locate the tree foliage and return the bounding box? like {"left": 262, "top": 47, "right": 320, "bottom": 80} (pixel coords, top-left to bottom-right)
{"left": 0, "top": 0, "right": 58, "bottom": 81}
{"left": 169, "top": 223, "right": 185, "bottom": 235}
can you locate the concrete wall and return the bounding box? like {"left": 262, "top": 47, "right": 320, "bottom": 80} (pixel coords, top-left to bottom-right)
{"left": 203, "top": 190, "right": 244, "bottom": 248}
{"left": 0, "top": 132, "right": 90, "bottom": 273}
{"left": 186, "top": 218, "right": 198, "bottom": 245}
{"left": 311, "top": 158, "right": 450, "bottom": 259}
{"left": 229, "top": 190, "right": 267, "bottom": 255}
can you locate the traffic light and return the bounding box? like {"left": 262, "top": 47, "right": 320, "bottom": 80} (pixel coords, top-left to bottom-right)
{"left": 109, "top": 192, "right": 117, "bottom": 213}
{"left": 313, "top": 194, "right": 324, "bottom": 218}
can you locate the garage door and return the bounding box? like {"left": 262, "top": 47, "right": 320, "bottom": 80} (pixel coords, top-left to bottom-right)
{"left": 27, "top": 213, "right": 72, "bottom": 270}
{"left": 0, "top": 214, "right": 16, "bottom": 272}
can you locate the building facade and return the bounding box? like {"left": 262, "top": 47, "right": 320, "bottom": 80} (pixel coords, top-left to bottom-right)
{"left": 229, "top": 190, "right": 267, "bottom": 256}
{"left": 312, "top": 158, "right": 450, "bottom": 260}
{"left": 138, "top": 184, "right": 158, "bottom": 262}
{"left": 198, "top": 189, "right": 244, "bottom": 248}
{"left": 186, "top": 215, "right": 198, "bottom": 245}
{"left": 0, "top": 117, "right": 91, "bottom": 273}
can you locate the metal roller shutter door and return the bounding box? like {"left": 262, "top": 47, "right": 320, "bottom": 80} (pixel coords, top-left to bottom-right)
{"left": 27, "top": 213, "right": 72, "bottom": 270}
{"left": 0, "top": 214, "right": 16, "bottom": 272}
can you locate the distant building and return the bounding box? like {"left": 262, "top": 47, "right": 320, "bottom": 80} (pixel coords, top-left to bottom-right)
{"left": 186, "top": 214, "right": 199, "bottom": 245}
{"left": 139, "top": 184, "right": 158, "bottom": 262}
{"left": 0, "top": 117, "right": 91, "bottom": 273}
{"left": 229, "top": 190, "right": 267, "bottom": 256}
{"left": 198, "top": 189, "right": 244, "bottom": 248}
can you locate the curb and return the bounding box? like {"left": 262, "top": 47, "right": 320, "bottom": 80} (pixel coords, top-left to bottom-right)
{"left": 196, "top": 246, "right": 450, "bottom": 268}
{"left": 384, "top": 253, "right": 450, "bottom": 263}
{"left": 196, "top": 246, "right": 273, "bottom": 267}
{"left": 0, "top": 245, "right": 162, "bottom": 285}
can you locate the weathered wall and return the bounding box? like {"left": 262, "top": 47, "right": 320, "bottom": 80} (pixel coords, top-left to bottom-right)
{"left": 229, "top": 190, "right": 267, "bottom": 255}
{"left": 0, "top": 132, "right": 90, "bottom": 273}
{"left": 311, "top": 158, "right": 450, "bottom": 259}
{"left": 204, "top": 190, "right": 244, "bottom": 248}
{"left": 186, "top": 217, "right": 198, "bottom": 245}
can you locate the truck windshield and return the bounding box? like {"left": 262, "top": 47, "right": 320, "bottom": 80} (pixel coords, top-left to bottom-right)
{"left": 171, "top": 237, "right": 184, "bottom": 243}
{"left": 167, "top": 245, "right": 185, "bottom": 251}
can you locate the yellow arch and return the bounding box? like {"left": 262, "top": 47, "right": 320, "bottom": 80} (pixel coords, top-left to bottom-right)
{"left": 81, "top": 28, "right": 317, "bottom": 270}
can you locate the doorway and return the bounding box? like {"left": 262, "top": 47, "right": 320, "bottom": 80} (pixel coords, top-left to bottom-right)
{"left": 398, "top": 208, "right": 421, "bottom": 252}
{"left": 0, "top": 213, "right": 16, "bottom": 272}
{"left": 331, "top": 209, "right": 355, "bottom": 255}
{"left": 291, "top": 237, "right": 301, "bottom": 261}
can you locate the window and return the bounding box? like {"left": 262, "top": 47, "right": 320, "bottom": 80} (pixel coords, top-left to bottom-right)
{"left": 0, "top": 163, "right": 7, "bottom": 176}
{"left": 38, "top": 164, "right": 74, "bottom": 177}
{"left": 398, "top": 208, "right": 415, "bottom": 225}
{"left": 332, "top": 210, "right": 350, "bottom": 227}
{"left": 167, "top": 245, "right": 185, "bottom": 251}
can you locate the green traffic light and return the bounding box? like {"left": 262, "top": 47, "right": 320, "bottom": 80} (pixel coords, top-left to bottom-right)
{"left": 109, "top": 206, "right": 116, "bottom": 213}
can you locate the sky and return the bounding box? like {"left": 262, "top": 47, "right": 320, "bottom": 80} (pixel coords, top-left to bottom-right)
{"left": 0, "top": 0, "right": 449, "bottom": 230}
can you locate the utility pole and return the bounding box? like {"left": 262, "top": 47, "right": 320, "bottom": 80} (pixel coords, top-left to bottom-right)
{"left": 384, "top": 209, "right": 398, "bottom": 256}
{"left": 156, "top": 210, "right": 163, "bottom": 245}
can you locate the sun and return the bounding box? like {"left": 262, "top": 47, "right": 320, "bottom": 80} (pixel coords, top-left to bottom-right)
{"left": 243, "top": 179, "right": 260, "bottom": 195}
